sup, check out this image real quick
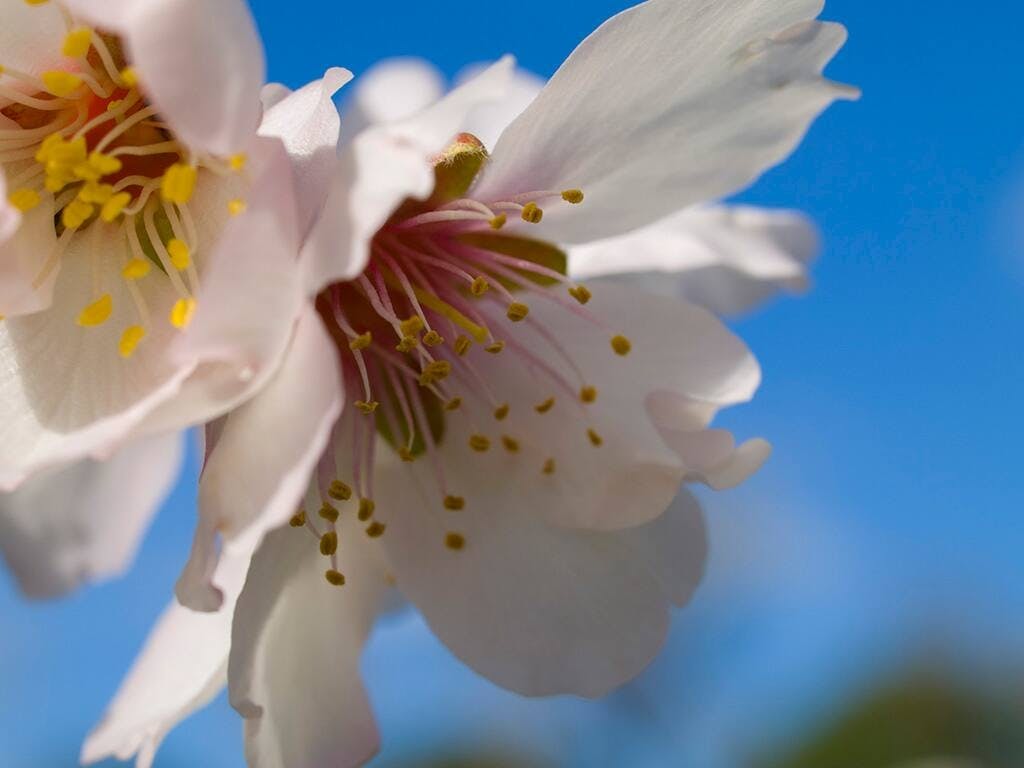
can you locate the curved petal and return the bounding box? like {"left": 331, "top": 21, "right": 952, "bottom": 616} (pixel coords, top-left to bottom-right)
{"left": 301, "top": 57, "right": 515, "bottom": 294}
{"left": 339, "top": 58, "right": 446, "bottom": 143}
{"left": 474, "top": 0, "right": 857, "bottom": 243}
{"left": 258, "top": 68, "right": 353, "bottom": 238}
{"left": 81, "top": 544, "right": 252, "bottom": 768}
{"left": 229, "top": 524, "right": 388, "bottom": 768}
{"left": 176, "top": 305, "right": 342, "bottom": 612}
{"left": 0, "top": 178, "right": 59, "bottom": 318}
{"left": 458, "top": 65, "right": 544, "bottom": 151}
{"left": 375, "top": 459, "right": 707, "bottom": 697}
{"left": 64, "top": 0, "right": 266, "bottom": 155}
{"left": 0, "top": 0, "right": 66, "bottom": 74}
{"left": 0, "top": 431, "right": 182, "bottom": 598}
{"left": 570, "top": 205, "right": 820, "bottom": 315}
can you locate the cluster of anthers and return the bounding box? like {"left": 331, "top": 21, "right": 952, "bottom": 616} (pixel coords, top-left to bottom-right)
{"left": 1, "top": 0, "right": 246, "bottom": 356}
{"left": 290, "top": 134, "right": 634, "bottom": 588}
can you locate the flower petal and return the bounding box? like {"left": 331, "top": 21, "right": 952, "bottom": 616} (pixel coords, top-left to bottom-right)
{"left": 0, "top": 0, "right": 66, "bottom": 74}
{"left": 229, "top": 525, "right": 388, "bottom": 768}
{"left": 0, "top": 431, "right": 182, "bottom": 598}
{"left": 0, "top": 177, "right": 59, "bottom": 318}
{"left": 258, "top": 68, "right": 353, "bottom": 238}
{"left": 340, "top": 58, "right": 446, "bottom": 143}
{"left": 474, "top": 0, "right": 857, "bottom": 243}
{"left": 570, "top": 205, "right": 820, "bottom": 315}
{"left": 301, "top": 57, "right": 515, "bottom": 294}
{"left": 458, "top": 65, "right": 544, "bottom": 151}
{"left": 175, "top": 305, "right": 342, "bottom": 612}
{"left": 375, "top": 463, "right": 707, "bottom": 697}
{"left": 64, "top": 0, "right": 266, "bottom": 155}
{"left": 81, "top": 544, "right": 252, "bottom": 768}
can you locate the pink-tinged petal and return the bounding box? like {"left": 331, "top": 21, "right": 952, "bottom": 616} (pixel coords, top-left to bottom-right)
{"left": 260, "top": 83, "right": 292, "bottom": 112}
{"left": 474, "top": 0, "right": 857, "bottom": 243}
{"left": 258, "top": 68, "right": 353, "bottom": 238}
{"left": 458, "top": 65, "right": 544, "bottom": 151}
{"left": 0, "top": 432, "right": 182, "bottom": 599}
{"left": 81, "top": 544, "right": 252, "bottom": 768}
{"left": 0, "top": 177, "right": 59, "bottom": 318}
{"left": 64, "top": 0, "right": 266, "bottom": 155}
{"left": 570, "top": 205, "right": 820, "bottom": 315}
{"left": 302, "top": 57, "right": 515, "bottom": 294}
{"left": 375, "top": 460, "right": 707, "bottom": 697}
{"left": 176, "top": 306, "right": 342, "bottom": 612}
{"left": 0, "top": 0, "right": 66, "bottom": 73}
{"left": 340, "top": 58, "right": 446, "bottom": 142}
{"left": 229, "top": 525, "right": 388, "bottom": 768}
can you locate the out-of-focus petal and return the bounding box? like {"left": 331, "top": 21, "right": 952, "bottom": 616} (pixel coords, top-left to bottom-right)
{"left": 64, "top": 0, "right": 266, "bottom": 155}
{"left": 570, "top": 205, "right": 820, "bottom": 315}
{"left": 0, "top": 175, "right": 59, "bottom": 318}
{"left": 0, "top": 0, "right": 66, "bottom": 73}
{"left": 0, "top": 432, "right": 182, "bottom": 598}
{"left": 458, "top": 65, "right": 544, "bottom": 150}
{"left": 340, "top": 58, "right": 446, "bottom": 143}
{"left": 474, "top": 0, "right": 857, "bottom": 243}
{"left": 176, "top": 306, "right": 342, "bottom": 612}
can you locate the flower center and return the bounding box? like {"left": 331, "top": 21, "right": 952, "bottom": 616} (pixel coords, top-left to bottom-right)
{"left": 298, "top": 133, "right": 633, "bottom": 587}
{"left": 1, "top": 4, "right": 246, "bottom": 357}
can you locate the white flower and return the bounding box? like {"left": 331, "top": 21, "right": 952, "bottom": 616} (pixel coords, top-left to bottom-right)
{"left": 0, "top": 0, "right": 330, "bottom": 490}
{"left": 88, "top": 1, "right": 857, "bottom": 766}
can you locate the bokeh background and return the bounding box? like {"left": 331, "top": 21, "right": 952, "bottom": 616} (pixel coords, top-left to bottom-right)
{"left": 3, "top": 1, "right": 1023, "bottom": 766}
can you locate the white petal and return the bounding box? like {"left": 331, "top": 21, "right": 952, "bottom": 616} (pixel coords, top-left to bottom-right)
{"left": 340, "top": 58, "right": 446, "bottom": 143}
{"left": 0, "top": 181, "right": 59, "bottom": 318}
{"left": 64, "top": 0, "right": 266, "bottom": 155}
{"left": 376, "top": 460, "right": 707, "bottom": 697}
{"left": 458, "top": 65, "right": 544, "bottom": 151}
{"left": 229, "top": 525, "right": 388, "bottom": 768}
{"left": 570, "top": 205, "right": 819, "bottom": 315}
{"left": 81, "top": 544, "right": 252, "bottom": 768}
{"left": 474, "top": 0, "right": 857, "bottom": 243}
{"left": 0, "top": 0, "right": 66, "bottom": 74}
{"left": 0, "top": 431, "right": 182, "bottom": 598}
{"left": 301, "top": 57, "right": 515, "bottom": 294}
{"left": 176, "top": 305, "right": 342, "bottom": 612}
{"left": 258, "top": 68, "right": 353, "bottom": 238}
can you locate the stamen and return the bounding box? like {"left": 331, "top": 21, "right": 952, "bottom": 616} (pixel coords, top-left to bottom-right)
{"left": 501, "top": 436, "right": 520, "bottom": 453}
{"left": 325, "top": 569, "right": 346, "bottom": 586}
{"left": 520, "top": 202, "right": 543, "bottom": 224}
{"left": 587, "top": 428, "right": 604, "bottom": 447}
{"left": 445, "top": 532, "right": 466, "bottom": 551}
{"left": 289, "top": 510, "right": 307, "bottom": 528}
{"left": 319, "top": 531, "right": 339, "bottom": 556}
{"left": 77, "top": 294, "right": 112, "bottom": 327}
{"left": 365, "top": 522, "right": 387, "bottom": 538}
{"left": 535, "top": 397, "right": 555, "bottom": 414}
{"left": 328, "top": 480, "right": 352, "bottom": 501}
{"left": 443, "top": 495, "right": 465, "bottom": 511}
{"left": 118, "top": 325, "right": 145, "bottom": 358}
{"left": 611, "top": 334, "right": 632, "bottom": 356}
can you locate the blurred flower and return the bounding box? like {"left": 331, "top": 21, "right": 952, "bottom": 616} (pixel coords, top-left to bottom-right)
{"left": 89, "top": 0, "right": 855, "bottom": 766}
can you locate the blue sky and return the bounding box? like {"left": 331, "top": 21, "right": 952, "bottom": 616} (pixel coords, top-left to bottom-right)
{"left": 2, "top": 1, "right": 1023, "bottom": 766}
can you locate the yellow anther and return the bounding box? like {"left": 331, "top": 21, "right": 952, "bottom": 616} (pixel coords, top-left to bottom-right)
{"left": 8, "top": 188, "right": 40, "bottom": 213}
{"left": 444, "top": 397, "right": 462, "bottom": 412}
{"left": 61, "top": 198, "right": 94, "bottom": 230}
{"left": 611, "top": 334, "right": 632, "bottom": 356}
{"left": 423, "top": 330, "right": 444, "bottom": 347}
{"left": 501, "top": 436, "right": 520, "bottom": 453}
{"left": 79, "top": 182, "right": 114, "bottom": 204}
{"left": 485, "top": 340, "right": 505, "bottom": 354}
{"left": 355, "top": 400, "right": 379, "bottom": 414}
{"left": 319, "top": 531, "right": 338, "bottom": 556}
{"left": 228, "top": 199, "right": 247, "bottom": 216}
{"left": 77, "top": 294, "right": 112, "bottom": 327}
{"left": 561, "top": 189, "right": 585, "bottom": 204}
{"left": 366, "top": 521, "right": 387, "bottom": 538}
{"left": 167, "top": 239, "right": 191, "bottom": 271}
{"left": 72, "top": 161, "right": 102, "bottom": 183}
{"left": 23, "top": 0, "right": 51, "bottom": 5}
{"left": 35, "top": 133, "right": 64, "bottom": 164}
{"left": 358, "top": 498, "right": 376, "bottom": 522}
{"left": 328, "top": 480, "right": 352, "bottom": 501}
{"left": 400, "top": 316, "right": 425, "bottom": 337}
{"left": 62, "top": 28, "right": 93, "bottom": 58}
{"left": 161, "top": 163, "right": 197, "bottom": 204}
{"left": 453, "top": 335, "right": 472, "bottom": 356}
{"left": 396, "top": 335, "right": 418, "bottom": 353}
{"left": 122, "top": 258, "right": 151, "bottom": 280}
{"left": 418, "top": 360, "right": 451, "bottom": 386}
{"left": 470, "top": 276, "right": 490, "bottom": 297}
{"left": 445, "top": 532, "right": 466, "bottom": 551}
{"left": 587, "top": 428, "right": 604, "bottom": 447}
{"left": 569, "top": 285, "right": 592, "bottom": 305}
{"left": 535, "top": 397, "right": 555, "bottom": 414}
{"left": 398, "top": 446, "right": 416, "bottom": 462}
{"left": 506, "top": 302, "right": 529, "bottom": 322}
{"left": 105, "top": 98, "right": 123, "bottom": 113}
{"left": 318, "top": 503, "right": 339, "bottom": 523}
{"left": 580, "top": 385, "right": 598, "bottom": 404}
{"left": 45, "top": 176, "right": 67, "bottom": 193}
{"left": 521, "top": 202, "right": 544, "bottom": 224}
{"left": 88, "top": 151, "right": 123, "bottom": 176}
{"left": 118, "top": 325, "right": 146, "bottom": 358}
{"left": 349, "top": 331, "right": 372, "bottom": 351}
{"left": 46, "top": 135, "right": 86, "bottom": 165}
{"left": 542, "top": 458, "right": 556, "bottom": 475}
{"left": 469, "top": 434, "right": 491, "bottom": 453}
{"left": 289, "top": 510, "right": 307, "bottom": 528}
{"left": 119, "top": 67, "right": 137, "bottom": 87}
{"left": 489, "top": 213, "right": 507, "bottom": 230}
{"left": 443, "top": 495, "right": 465, "bottom": 511}
{"left": 229, "top": 153, "right": 247, "bottom": 171}
{"left": 101, "top": 192, "right": 132, "bottom": 222}
{"left": 170, "top": 297, "right": 197, "bottom": 329}
{"left": 325, "top": 569, "right": 346, "bottom": 586}
{"left": 493, "top": 403, "right": 510, "bottom": 421}
{"left": 41, "top": 71, "right": 83, "bottom": 97}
